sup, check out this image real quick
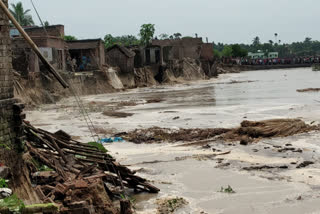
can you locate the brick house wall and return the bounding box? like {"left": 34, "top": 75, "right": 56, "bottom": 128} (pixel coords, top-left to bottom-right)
{"left": 106, "top": 48, "right": 135, "bottom": 73}
{"left": 0, "top": 0, "right": 23, "bottom": 150}
{"left": 12, "top": 27, "right": 67, "bottom": 75}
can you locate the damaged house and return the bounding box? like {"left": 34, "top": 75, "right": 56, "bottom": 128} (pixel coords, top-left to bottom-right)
{"left": 67, "top": 39, "right": 105, "bottom": 71}
{"left": 151, "top": 37, "right": 214, "bottom": 64}
{"left": 130, "top": 37, "right": 214, "bottom": 77}
{"left": 105, "top": 44, "right": 135, "bottom": 73}
{"left": 11, "top": 25, "right": 67, "bottom": 77}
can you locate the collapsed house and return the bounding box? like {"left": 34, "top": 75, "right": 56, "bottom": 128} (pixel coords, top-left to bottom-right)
{"left": 67, "top": 39, "right": 105, "bottom": 71}
{"left": 11, "top": 25, "right": 67, "bottom": 77}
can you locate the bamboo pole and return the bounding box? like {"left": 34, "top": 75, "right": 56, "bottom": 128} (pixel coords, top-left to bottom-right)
{"left": 0, "top": 0, "right": 69, "bottom": 88}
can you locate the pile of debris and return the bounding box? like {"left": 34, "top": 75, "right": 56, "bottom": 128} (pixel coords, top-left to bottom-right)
{"left": 23, "top": 122, "right": 159, "bottom": 213}
{"left": 122, "top": 119, "right": 319, "bottom": 144}
{"left": 122, "top": 127, "right": 230, "bottom": 144}
{"left": 296, "top": 88, "right": 320, "bottom": 93}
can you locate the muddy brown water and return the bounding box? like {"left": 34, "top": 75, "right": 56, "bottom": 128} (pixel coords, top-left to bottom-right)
{"left": 27, "top": 68, "right": 320, "bottom": 213}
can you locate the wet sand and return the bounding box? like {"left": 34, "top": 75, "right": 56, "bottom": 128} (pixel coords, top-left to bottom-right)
{"left": 27, "top": 68, "right": 320, "bottom": 213}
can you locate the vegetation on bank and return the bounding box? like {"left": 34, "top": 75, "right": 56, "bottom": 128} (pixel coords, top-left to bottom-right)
{"left": 214, "top": 36, "right": 320, "bottom": 58}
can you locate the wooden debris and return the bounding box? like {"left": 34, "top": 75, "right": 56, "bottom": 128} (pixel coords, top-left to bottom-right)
{"left": 23, "top": 121, "right": 160, "bottom": 212}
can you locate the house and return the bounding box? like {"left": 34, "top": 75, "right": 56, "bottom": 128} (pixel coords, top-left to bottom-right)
{"left": 151, "top": 37, "right": 214, "bottom": 64}
{"left": 268, "top": 52, "right": 279, "bottom": 59}
{"left": 67, "top": 39, "right": 105, "bottom": 71}
{"left": 248, "top": 51, "right": 265, "bottom": 59}
{"left": 105, "top": 44, "right": 136, "bottom": 73}
{"left": 11, "top": 25, "right": 67, "bottom": 76}
{"left": 248, "top": 51, "right": 279, "bottom": 59}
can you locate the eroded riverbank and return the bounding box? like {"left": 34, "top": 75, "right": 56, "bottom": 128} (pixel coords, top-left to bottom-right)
{"left": 26, "top": 68, "right": 320, "bottom": 213}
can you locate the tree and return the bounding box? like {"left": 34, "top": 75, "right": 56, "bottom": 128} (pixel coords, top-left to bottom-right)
{"left": 159, "top": 34, "right": 169, "bottom": 40}
{"left": 64, "top": 35, "right": 77, "bottom": 41}
{"left": 222, "top": 45, "right": 233, "bottom": 57}
{"left": 274, "top": 33, "right": 278, "bottom": 44}
{"left": 173, "top": 33, "right": 182, "bottom": 39}
{"left": 104, "top": 34, "right": 116, "bottom": 48}
{"left": 10, "top": 2, "right": 34, "bottom": 26}
{"left": 44, "top": 21, "right": 50, "bottom": 27}
{"left": 139, "top": 24, "right": 155, "bottom": 46}
{"left": 213, "top": 49, "right": 221, "bottom": 58}
{"left": 252, "top": 36, "right": 261, "bottom": 47}
{"left": 268, "top": 40, "right": 274, "bottom": 45}
{"left": 304, "top": 37, "right": 312, "bottom": 43}
{"left": 104, "top": 34, "right": 139, "bottom": 48}
{"left": 231, "top": 44, "right": 248, "bottom": 57}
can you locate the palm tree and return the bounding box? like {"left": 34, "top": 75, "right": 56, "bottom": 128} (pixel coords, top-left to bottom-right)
{"left": 10, "top": 2, "right": 35, "bottom": 26}
{"left": 269, "top": 40, "right": 274, "bottom": 45}
{"left": 252, "top": 36, "right": 261, "bottom": 46}
{"left": 274, "top": 33, "right": 278, "bottom": 44}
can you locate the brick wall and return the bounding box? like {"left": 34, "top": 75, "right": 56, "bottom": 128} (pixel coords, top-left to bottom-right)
{"left": 0, "top": 0, "right": 23, "bottom": 150}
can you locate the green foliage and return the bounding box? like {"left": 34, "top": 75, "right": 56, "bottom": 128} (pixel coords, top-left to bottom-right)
{"left": 231, "top": 44, "right": 248, "bottom": 57}
{"left": 0, "top": 194, "right": 25, "bottom": 212}
{"left": 24, "top": 203, "right": 58, "bottom": 212}
{"left": 0, "top": 143, "right": 10, "bottom": 150}
{"left": 165, "top": 198, "right": 187, "bottom": 213}
{"left": 64, "top": 35, "right": 77, "bottom": 41}
{"left": 88, "top": 142, "right": 108, "bottom": 153}
{"left": 252, "top": 36, "right": 261, "bottom": 47}
{"left": 139, "top": 24, "right": 155, "bottom": 46}
{"left": 214, "top": 36, "right": 320, "bottom": 58}
{"left": 0, "top": 178, "right": 8, "bottom": 188}
{"left": 159, "top": 33, "right": 169, "bottom": 40}
{"left": 159, "top": 32, "right": 182, "bottom": 40}
{"left": 9, "top": 2, "right": 34, "bottom": 26}
{"left": 44, "top": 21, "right": 50, "bottom": 27}
{"left": 30, "top": 158, "right": 53, "bottom": 172}
{"left": 39, "top": 165, "right": 53, "bottom": 172}
{"left": 173, "top": 33, "right": 182, "bottom": 39}
{"left": 219, "top": 185, "right": 236, "bottom": 193}
{"left": 213, "top": 49, "right": 221, "bottom": 58}
{"left": 222, "top": 45, "right": 233, "bottom": 57}
{"left": 104, "top": 34, "right": 139, "bottom": 48}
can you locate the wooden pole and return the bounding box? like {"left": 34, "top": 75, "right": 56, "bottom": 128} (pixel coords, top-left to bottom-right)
{"left": 0, "top": 0, "right": 69, "bottom": 88}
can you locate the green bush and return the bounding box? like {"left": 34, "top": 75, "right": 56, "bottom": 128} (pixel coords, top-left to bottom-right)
{"left": 0, "top": 178, "right": 8, "bottom": 188}
{"left": 88, "top": 142, "right": 108, "bottom": 153}
{"left": 0, "top": 194, "right": 25, "bottom": 212}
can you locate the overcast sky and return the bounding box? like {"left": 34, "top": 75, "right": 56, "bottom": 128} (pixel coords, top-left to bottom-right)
{"left": 10, "top": 0, "right": 320, "bottom": 44}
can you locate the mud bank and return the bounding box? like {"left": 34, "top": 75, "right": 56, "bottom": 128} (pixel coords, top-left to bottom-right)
{"left": 14, "top": 58, "right": 213, "bottom": 108}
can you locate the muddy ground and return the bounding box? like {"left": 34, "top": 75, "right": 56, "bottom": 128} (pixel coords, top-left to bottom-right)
{"left": 26, "top": 68, "right": 320, "bottom": 214}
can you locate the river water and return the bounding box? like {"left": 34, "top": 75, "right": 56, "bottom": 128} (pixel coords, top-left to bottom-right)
{"left": 27, "top": 68, "right": 320, "bottom": 213}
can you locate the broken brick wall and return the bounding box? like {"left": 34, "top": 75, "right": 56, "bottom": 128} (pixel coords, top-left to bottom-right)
{"left": 0, "top": 1, "right": 40, "bottom": 204}
{"left": 0, "top": 0, "right": 18, "bottom": 150}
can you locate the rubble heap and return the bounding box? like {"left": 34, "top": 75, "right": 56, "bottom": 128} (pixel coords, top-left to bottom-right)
{"left": 23, "top": 122, "right": 159, "bottom": 213}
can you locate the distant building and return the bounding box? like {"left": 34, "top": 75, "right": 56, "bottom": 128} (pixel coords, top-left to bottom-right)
{"left": 248, "top": 52, "right": 265, "bottom": 59}
{"left": 105, "top": 44, "right": 136, "bottom": 73}
{"left": 67, "top": 39, "right": 105, "bottom": 71}
{"left": 248, "top": 51, "right": 279, "bottom": 59}
{"left": 268, "top": 52, "right": 279, "bottom": 59}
